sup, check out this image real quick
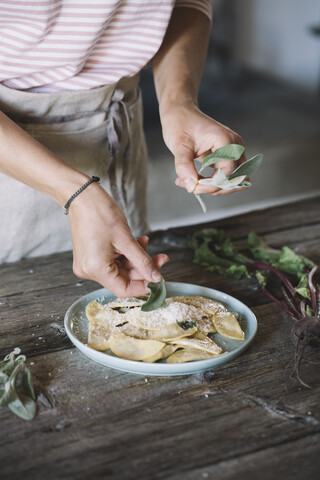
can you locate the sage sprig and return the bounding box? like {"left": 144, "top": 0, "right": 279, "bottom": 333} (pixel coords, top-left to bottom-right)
{"left": 0, "top": 348, "right": 36, "bottom": 421}
{"left": 195, "top": 144, "right": 263, "bottom": 212}
{"left": 141, "top": 279, "right": 167, "bottom": 312}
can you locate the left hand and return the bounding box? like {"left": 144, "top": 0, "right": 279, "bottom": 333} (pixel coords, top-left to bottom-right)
{"left": 160, "top": 102, "right": 248, "bottom": 197}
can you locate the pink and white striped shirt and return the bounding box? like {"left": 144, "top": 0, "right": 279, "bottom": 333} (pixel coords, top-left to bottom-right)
{"left": 0, "top": 0, "right": 212, "bottom": 91}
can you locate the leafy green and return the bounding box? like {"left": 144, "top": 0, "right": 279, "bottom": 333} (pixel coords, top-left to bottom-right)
{"left": 0, "top": 349, "right": 36, "bottom": 421}
{"left": 248, "top": 231, "right": 313, "bottom": 279}
{"left": 141, "top": 279, "right": 167, "bottom": 312}
{"left": 255, "top": 270, "right": 268, "bottom": 288}
{"left": 248, "top": 231, "right": 283, "bottom": 265}
{"left": 189, "top": 228, "right": 318, "bottom": 322}
{"left": 295, "top": 274, "right": 310, "bottom": 299}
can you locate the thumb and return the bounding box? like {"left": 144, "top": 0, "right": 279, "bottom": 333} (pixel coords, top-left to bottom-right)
{"left": 174, "top": 143, "right": 198, "bottom": 193}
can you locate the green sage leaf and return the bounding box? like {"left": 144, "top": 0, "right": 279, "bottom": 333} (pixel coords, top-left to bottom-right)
{"left": 199, "top": 144, "right": 245, "bottom": 173}
{"left": 0, "top": 351, "right": 37, "bottom": 421}
{"left": 177, "top": 320, "right": 197, "bottom": 330}
{"left": 22, "top": 368, "right": 36, "bottom": 401}
{"left": 229, "top": 154, "right": 263, "bottom": 180}
{"left": 238, "top": 180, "right": 252, "bottom": 187}
{"left": 199, "top": 171, "right": 247, "bottom": 190}
{"left": 141, "top": 279, "right": 167, "bottom": 312}
{"left": 8, "top": 393, "right": 36, "bottom": 421}
{"left": 0, "top": 371, "right": 18, "bottom": 407}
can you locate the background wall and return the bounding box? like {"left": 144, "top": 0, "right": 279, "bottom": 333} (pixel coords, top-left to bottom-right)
{"left": 143, "top": 0, "right": 320, "bottom": 231}
{"left": 232, "top": 0, "right": 320, "bottom": 92}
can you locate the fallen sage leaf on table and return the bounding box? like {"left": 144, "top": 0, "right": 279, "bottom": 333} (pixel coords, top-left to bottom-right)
{"left": 195, "top": 144, "right": 263, "bottom": 212}
{"left": 141, "top": 279, "right": 167, "bottom": 312}
{"left": 0, "top": 348, "right": 36, "bottom": 421}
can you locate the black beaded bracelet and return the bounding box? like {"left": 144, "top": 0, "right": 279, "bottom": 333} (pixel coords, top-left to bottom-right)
{"left": 63, "top": 176, "right": 100, "bottom": 215}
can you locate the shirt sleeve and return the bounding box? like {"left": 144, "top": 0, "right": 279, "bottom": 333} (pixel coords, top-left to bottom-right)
{"left": 174, "top": 0, "right": 212, "bottom": 22}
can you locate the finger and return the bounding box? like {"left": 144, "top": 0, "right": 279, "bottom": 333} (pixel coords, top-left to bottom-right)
{"left": 174, "top": 143, "right": 198, "bottom": 193}
{"left": 118, "top": 253, "right": 169, "bottom": 282}
{"left": 115, "top": 232, "right": 162, "bottom": 283}
{"left": 153, "top": 253, "right": 169, "bottom": 270}
{"left": 137, "top": 235, "right": 149, "bottom": 250}
{"left": 98, "top": 260, "right": 151, "bottom": 297}
{"left": 115, "top": 235, "right": 150, "bottom": 273}
{"left": 193, "top": 183, "right": 221, "bottom": 195}
{"left": 211, "top": 186, "right": 249, "bottom": 197}
{"left": 212, "top": 159, "right": 237, "bottom": 177}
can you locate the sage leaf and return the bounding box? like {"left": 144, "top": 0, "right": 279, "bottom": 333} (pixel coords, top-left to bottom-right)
{"left": 199, "top": 157, "right": 232, "bottom": 173}
{"left": 22, "top": 368, "right": 36, "bottom": 401}
{"left": 0, "top": 371, "right": 18, "bottom": 407}
{"left": 199, "top": 144, "right": 245, "bottom": 173}
{"left": 177, "top": 320, "right": 197, "bottom": 330}
{"left": 0, "top": 371, "right": 8, "bottom": 384}
{"left": 199, "top": 167, "right": 229, "bottom": 186}
{"left": 0, "top": 349, "right": 37, "bottom": 421}
{"left": 229, "top": 154, "right": 263, "bottom": 180}
{"left": 8, "top": 394, "right": 36, "bottom": 421}
{"left": 194, "top": 145, "right": 263, "bottom": 213}
{"left": 199, "top": 169, "right": 246, "bottom": 190}
{"left": 141, "top": 279, "right": 167, "bottom": 312}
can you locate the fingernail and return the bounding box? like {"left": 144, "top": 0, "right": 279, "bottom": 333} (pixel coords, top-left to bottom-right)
{"left": 152, "top": 271, "right": 162, "bottom": 282}
{"left": 185, "top": 178, "right": 197, "bottom": 193}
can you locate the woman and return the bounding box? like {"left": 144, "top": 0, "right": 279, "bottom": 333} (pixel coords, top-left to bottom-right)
{"left": 0, "top": 1, "right": 246, "bottom": 297}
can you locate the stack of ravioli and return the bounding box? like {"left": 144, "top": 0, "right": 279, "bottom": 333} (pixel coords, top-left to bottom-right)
{"left": 85, "top": 296, "right": 245, "bottom": 363}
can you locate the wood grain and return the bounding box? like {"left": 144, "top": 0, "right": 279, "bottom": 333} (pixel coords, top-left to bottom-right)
{"left": 1, "top": 195, "right": 320, "bottom": 480}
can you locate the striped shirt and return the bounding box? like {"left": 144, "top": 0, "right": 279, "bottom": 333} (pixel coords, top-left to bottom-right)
{"left": 0, "top": 0, "right": 212, "bottom": 91}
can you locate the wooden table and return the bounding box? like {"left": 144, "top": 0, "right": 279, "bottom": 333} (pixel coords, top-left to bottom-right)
{"left": 1, "top": 196, "right": 320, "bottom": 480}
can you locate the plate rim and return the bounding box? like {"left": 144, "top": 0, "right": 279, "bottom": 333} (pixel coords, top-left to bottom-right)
{"left": 64, "top": 282, "right": 257, "bottom": 376}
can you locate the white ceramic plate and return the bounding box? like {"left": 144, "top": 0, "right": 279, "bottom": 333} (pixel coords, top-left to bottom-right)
{"left": 64, "top": 282, "right": 257, "bottom": 376}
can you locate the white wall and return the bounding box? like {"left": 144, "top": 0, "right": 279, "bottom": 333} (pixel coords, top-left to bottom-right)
{"left": 233, "top": 0, "right": 320, "bottom": 91}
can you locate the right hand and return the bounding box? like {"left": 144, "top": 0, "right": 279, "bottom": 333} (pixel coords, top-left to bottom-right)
{"left": 68, "top": 182, "right": 169, "bottom": 297}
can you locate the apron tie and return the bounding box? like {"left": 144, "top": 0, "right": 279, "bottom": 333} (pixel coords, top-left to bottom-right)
{"left": 107, "top": 87, "right": 135, "bottom": 212}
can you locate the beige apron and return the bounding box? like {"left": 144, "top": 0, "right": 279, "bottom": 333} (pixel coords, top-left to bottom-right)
{"left": 0, "top": 75, "right": 149, "bottom": 264}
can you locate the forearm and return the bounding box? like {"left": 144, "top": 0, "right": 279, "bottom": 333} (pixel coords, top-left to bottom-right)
{"left": 152, "top": 7, "right": 211, "bottom": 113}
{"left": 0, "top": 111, "right": 89, "bottom": 207}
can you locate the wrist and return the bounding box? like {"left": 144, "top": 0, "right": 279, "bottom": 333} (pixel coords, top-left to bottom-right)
{"left": 159, "top": 91, "right": 197, "bottom": 118}
{"left": 48, "top": 168, "right": 91, "bottom": 208}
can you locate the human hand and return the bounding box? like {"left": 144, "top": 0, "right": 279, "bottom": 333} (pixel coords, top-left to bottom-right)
{"left": 160, "top": 102, "right": 248, "bottom": 197}
{"left": 68, "top": 182, "right": 169, "bottom": 297}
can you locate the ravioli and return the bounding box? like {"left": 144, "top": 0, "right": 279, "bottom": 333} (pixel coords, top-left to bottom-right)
{"left": 85, "top": 294, "right": 245, "bottom": 363}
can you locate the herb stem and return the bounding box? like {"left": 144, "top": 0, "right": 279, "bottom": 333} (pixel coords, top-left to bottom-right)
{"left": 316, "top": 289, "right": 320, "bottom": 319}
{"left": 308, "top": 265, "right": 318, "bottom": 312}
{"left": 281, "top": 285, "right": 301, "bottom": 319}
{"left": 246, "top": 261, "right": 297, "bottom": 297}
{"left": 261, "top": 287, "right": 299, "bottom": 320}
{"left": 300, "top": 299, "right": 306, "bottom": 317}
